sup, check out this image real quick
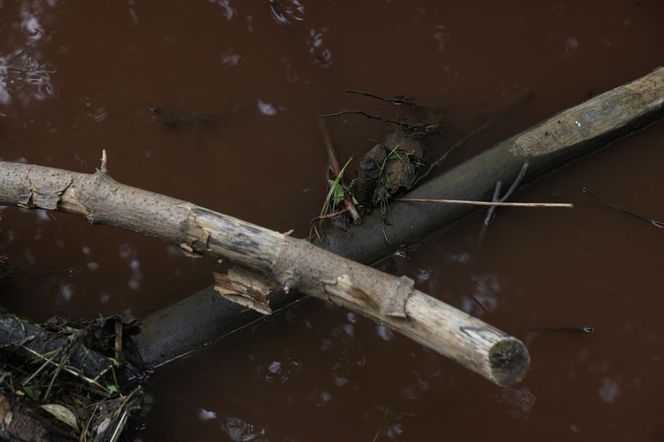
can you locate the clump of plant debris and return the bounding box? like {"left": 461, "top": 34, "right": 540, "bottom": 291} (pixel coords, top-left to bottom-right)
{"left": 311, "top": 88, "right": 530, "bottom": 238}
{"left": 309, "top": 89, "right": 458, "bottom": 240}
{"left": 0, "top": 313, "right": 146, "bottom": 441}
{"left": 355, "top": 132, "right": 425, "bottom": 215}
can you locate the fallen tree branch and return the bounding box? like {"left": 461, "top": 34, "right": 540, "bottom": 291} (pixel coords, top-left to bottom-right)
{"left": 0, "top": 161, "right": 530, "bottom": 387}
{"left": 136, "top": 67, "right": 664, "bottom": 369}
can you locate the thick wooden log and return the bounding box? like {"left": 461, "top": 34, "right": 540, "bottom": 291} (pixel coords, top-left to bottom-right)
{"left": 0, "top": 162, "right": 530, "bottom": 387}
{"left": 137, "top": 67, "right": 664, "bottom": 368}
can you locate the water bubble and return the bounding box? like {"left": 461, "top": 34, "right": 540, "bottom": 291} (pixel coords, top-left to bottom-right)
{"left": 221, "top": 47, "right": 240, "bottom": 66}
{"left": 198, "top": 408, "right": 217, "bottom": 421}
{"left": 565, "top": 36, "right": 579, "bottom": 53}
{"left": 376, "top": 324, "right": 394, "bottom": 341}
{"left": 61, "top": 283, "right": 74, "bottom": 301}
{"left": 416, "top": 268, "right": 430, "bottom": 284}
{"left": 598, "top": 376, "right": 621, "bottom": 404}
{"left": 257, "top": 99, "right": 277, "bottom": 116}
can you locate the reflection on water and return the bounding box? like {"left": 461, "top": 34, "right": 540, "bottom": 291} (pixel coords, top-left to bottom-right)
{"left": 461, "top": 273, "right": 501, "bottom": 317}
{"left": 223, "top": 416, "right": 267, "bottom": 442}
{"left": 499, "top": 387, "right": 537, "bottom": 420}
{"left": 1, "top": 0, "right": 663, "bottom": 440}
{"left": 0, "top": 0, "right": 56, "bottom": 108}
{"left": 598, "top": 376, "right": 621, "bottom": 404}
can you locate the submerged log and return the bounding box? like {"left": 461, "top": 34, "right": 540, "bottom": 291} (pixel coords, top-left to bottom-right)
{"left": 0, "top": 161, "right": 530, "bottom": 387}
{"left": 139, "top": 67, "right": 664, "bottom": 368}
{"left": 0, "top": 312, "right": 112, "bottom": 381}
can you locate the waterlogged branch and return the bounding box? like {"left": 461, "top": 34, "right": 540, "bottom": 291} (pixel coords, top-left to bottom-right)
{"left": 322, "top": 67, "right": 664, "bottom": 262}
{"left": 137, "top": 67, "right": 664, "bottom": 374}
{"left": 0, "top": 161, "right": 530, "bottom": 387}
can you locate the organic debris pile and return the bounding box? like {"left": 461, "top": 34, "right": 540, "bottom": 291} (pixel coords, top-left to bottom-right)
{"left": 355, "top": 132, "right": 425, "bottom": 215}
{"left": 0, "top": 313, "right": 146, "bottom": 441}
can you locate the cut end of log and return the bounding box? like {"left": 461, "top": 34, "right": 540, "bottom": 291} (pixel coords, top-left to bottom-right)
{"left": 488, "top": 337, "right": 530, "bottom": 387}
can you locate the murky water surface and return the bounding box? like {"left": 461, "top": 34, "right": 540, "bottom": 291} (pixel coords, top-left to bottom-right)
{"left": 1, "top": 0, "right": 664, "bottom": 440}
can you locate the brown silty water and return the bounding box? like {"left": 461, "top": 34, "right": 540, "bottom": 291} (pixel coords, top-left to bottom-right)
{"left": 1, "top": 0, "right": 664, "bottom": 440}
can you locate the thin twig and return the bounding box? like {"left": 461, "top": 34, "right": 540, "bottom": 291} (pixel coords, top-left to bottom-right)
{"left": 581, "top": 186, "right": 664, "bottom": 229}
{"left": 483, "top": 181, "right": 504, "bottom": 226}
{"left": 311, "top": 208, "right": 348, "bottom": 222}
{"left": 345, "top": 89, "right": 420, "bottom": 107}
{"left": 475, "top": 181, "right": 503, "bottom": 250}
{"left": 396, "top": 198, "right": 573, "bottom": 208}
{"left": 483, "top": 162, "right": 530, "bottom": 225}
{"left": 413, "top": 120, "right": 491, "bottom": 186}
{"left": 499, "top": 162, "right": 529, "bottom": 203}
{"left": 476, "top": 162, "right": 530, "bottom": 249}
{"left": 322, "top": 110, "right": 435, "bottom": 135}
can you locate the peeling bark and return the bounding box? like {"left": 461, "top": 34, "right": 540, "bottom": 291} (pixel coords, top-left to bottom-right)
{"left": 0, "top": 162, "right": 530, "bottom": 387}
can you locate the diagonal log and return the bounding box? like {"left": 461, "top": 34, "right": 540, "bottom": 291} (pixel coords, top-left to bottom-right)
{"left": 137, "top": 67, "right": 664, "bottom": 369}
{"left": 0, "top": 162, "right": 530, "bottom": 387}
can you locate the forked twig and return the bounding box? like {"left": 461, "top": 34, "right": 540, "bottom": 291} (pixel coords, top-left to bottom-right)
{"left": 476, "top": 162, "right": 531, "bottom": 248}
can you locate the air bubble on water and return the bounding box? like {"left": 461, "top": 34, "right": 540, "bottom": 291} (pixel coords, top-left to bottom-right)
{"left": 257, "top": 99, "right": 277, "bottom": 116}
{"left": 198, "top": 408, "right": 217, "bottom": 421}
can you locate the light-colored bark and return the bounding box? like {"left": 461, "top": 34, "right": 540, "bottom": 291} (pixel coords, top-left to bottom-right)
{"left": 135, "top": 67, "right": 664, "bottom": 372}
{"left": 0, "top": 162, "right": 529, "bottom": 387}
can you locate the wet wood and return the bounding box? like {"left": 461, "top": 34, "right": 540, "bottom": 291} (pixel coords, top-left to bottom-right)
{"left": 322, "top": 66, "right": 664, "bottom": 262}
{"left": 0, "top": 161, "right": 530, "bottom": 387}
{"left": 0, "top": 312, "right": 113, "bottom": 381}
{"left": 137, "top": 67, "right": 664, "bottom": 370}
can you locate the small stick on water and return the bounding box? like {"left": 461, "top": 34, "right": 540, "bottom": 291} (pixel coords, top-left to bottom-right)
{"left": 523, "top": 326, "right": 594, "bottom": 334}
{"left": 311, "top": 208, "right": 348, "bottom": 222}
{"left": 476, "top": 162, "right": 530, "bottom": 248}
{"left": 396, "top": 198, "right": 573, "bottom": 208}
{"left": 345, "top": 89, "right": 421, "bottom": 107}
{"left": 483, "top": 181, "right": 504, "bottom": 226}
{"left": 413, "top": 121, "right": 491, "bottom": 187}
{"left": 322, "top": 110, "right": 435, "bottom": 135}
{"left": 476, "top": 181, "right": 503, "bottom": 250}
{"left": 581, "top": 186, "right": 664, "bottom": 229}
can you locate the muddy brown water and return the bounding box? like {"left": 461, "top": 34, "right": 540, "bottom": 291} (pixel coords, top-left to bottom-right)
{"left": 1, "top": 0, "right": 664, "bottom": 440}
